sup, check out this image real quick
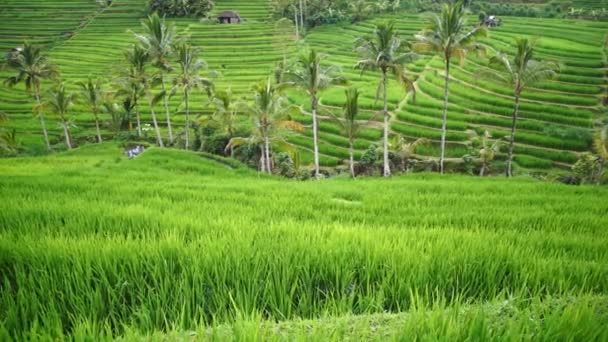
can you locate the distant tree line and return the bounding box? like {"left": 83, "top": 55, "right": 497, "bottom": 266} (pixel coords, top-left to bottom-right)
{"left": 147, "top": 0, "right": 214, "bottom": 17}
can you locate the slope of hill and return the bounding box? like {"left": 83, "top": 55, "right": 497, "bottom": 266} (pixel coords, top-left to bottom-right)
{"left": 0, "top": 0, "right": 606, "bottom": 172}
{"left": 298, "top": 15, "right": 607, "bottom": 168}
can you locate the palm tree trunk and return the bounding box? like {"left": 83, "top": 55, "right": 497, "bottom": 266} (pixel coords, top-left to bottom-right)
{"left": 479, "top": 164, "right": 485, "bottom": 177}
{"left": 312, "top": 94, "right": 320, "bottom": 179}
{"left": 349, "top": 140, "right": 355, "bottom": 178}
{"left": 148, "top": 94, "right": 164, "bottom": 147}
{"left": 265, "top": 133, "right": 271, "bottom": 174}
{"left": 260, "top": 145, "right": 266, "bottom": 173}
{"left": 439, "top": 59, "right": 450, "bottom": 175}
{"left": 161, "top": 77, "right": 174, "bottom": 145}
{"left": 185, "top": 90, "right": 190, "bottom": 150}
{"left": 299, "top": 0, "right": 304, "bottom": 33}
{"left": 135, "top": 104, "right": 142, "bottom": 137}
{"left": 94, "top": 110, "right": 102, "bottom": 143}
{"left": 382, "top": 72, "right": 391, "bottom": 177}
{"left": 34, "top": 88, "right": 51, "bottom": 151}
{"left": 294, "top": 6, "right": 299, "bottom": 40}
{"left": 596, "top": 159, "right": 605, "bottom": 185}
{"left": 507, "top": 91, "right": 521, "bottom": 178}
{"left": 60, "top": 113, "right": 72, "bottom": 150}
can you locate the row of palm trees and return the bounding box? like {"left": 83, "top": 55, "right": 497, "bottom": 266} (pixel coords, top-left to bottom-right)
{"left": 352, "top": 0, "right": 559, "bottom": 177}
{"left": 3, "top": 1, "right": 563, "bottom": 179}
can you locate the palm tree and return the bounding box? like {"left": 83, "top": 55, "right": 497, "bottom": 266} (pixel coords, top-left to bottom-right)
{"left": 594, "top": 124, "right": 608, "bottom": 184}
{"left": 356, "top": 21, "right": 417, "bottom": 177}
{"left": 414, "top": 0, "right": 486, "bottom": 174}
{"left": 477, "top": 38, "right": 559, "bottom": 177}
{"left": 134, "top": 12, "right": 179, "bottom": 144}
{"left": 43, "top": 83, "right": 76, "bottom": 149}
{"left": 0, "top": 113, "right": 18, "bottom": 154}
{"left": 466, "top": 130, "right": 502, "bottom": 176}
{"left": 4, "top": 43, "right": 59, "bottom": 150}
{"left": 200, "top": 88, "right": 239, "bottom": 155}
{"left": 173, "top": 44, "right": 213, "bottom": 150}
{"left": 116, "top": 45, "right": 149, "bottom": 137}
{"left": 284, "top": 49, "right": 345, "bottom": 179}
{"left": 350, "top": 0, "right": 373, "bottom": 23}
{"left": 144, "top": 87, "right": 166, "bottom": 147}
{"left": 226, "top": 78, "right": 303, "bottom": 174}
{"left": 77, "top": 77, "right": 106, "bottom": 143}
{"left": 333, "top": 87, "right": 362, "bottom": 178}
{"left": 390, "top": 135, "right": 429, "bottom": 172}
{"left": 0, "top": 129, "right": 19, "bottom": 154}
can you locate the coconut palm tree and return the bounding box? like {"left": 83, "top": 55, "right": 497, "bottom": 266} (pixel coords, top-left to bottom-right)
{"left": 200, "top": 88, "right": 240, "bottom": 155}
{"left": 76, "top": 77, "right": 106, "bottom": 143}
{"left": 0, "top": 129, "right": 19, "bottom": 154}
{"left": 4, "top": 43, "right": 59, "bottom": 150}
{"left": 0, "top": 113, "right": 19, "bottom": 154}
{"left": 594, "top": 124, "right": 608, "bottom": 184}
{"left": 333, "top": 87, "right": 362, "bottom": 178}
{"left": 144, "top": 87, "right": 167, "bottom": 147}
{"left": 43, "top": 83, "right": 76, "bottom": 149}
{"left": 226, "top": 78, "right": 303, "bottom": 173}
{"left": 116, "top": 45, "right": 149, "bottom": 137}
{"left": 355, "top": 21, "right": 417, "bottom": 177}
{"left": 466, "top": 129, "right": 502, "bottom": 176}
{"left": 477, "top": 38, "right": 559, "bottom": 177}
{"left": 390, "top": 135, "right": 429, "bottom": 172}
{"left": 284, "top": 49, "right": 345, "bottom": 179}
{"left": 350, "top": 0, "right": 373, "bottom": 23}
{"left": 134, "top": 12, "right": 179, "bottom": 144}
{"left": 414, "top": 0, "right": 486, "bottom": 174}
{"left": 173, "top": 44, "right": 213, "bottom": 150}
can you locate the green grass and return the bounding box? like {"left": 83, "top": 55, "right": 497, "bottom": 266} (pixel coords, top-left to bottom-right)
{"left": 1, "top": 144, "right": 607, "bottom": 339}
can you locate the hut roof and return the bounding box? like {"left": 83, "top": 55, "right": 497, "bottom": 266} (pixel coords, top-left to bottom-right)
{"left": 218, "top": 11, "right": 240, "bottom": 18}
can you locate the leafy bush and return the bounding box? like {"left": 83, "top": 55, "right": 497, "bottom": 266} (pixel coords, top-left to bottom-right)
{"left": 572, "top": 152, "right": 602, "bottom": 184}
{"left": 360, "top": 144, "right": 378, "bottom": 166}
{"left": 147, "top": 0, "right": 214, "bottom": 17}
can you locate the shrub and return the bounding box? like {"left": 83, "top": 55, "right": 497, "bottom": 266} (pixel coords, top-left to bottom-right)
{"left": 147, "top": 0, "right": 214, "bottom": 17}
{"left": 276, "top": 152, "right": 295, "bottom": 177}
{"left": 572, "top": 152, "right": 601, "bottom": 184}
{"left": 360, "top": 144, "right": 378, "bottom": 167}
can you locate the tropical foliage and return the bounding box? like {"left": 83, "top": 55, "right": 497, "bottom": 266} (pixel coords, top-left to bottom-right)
{"left": 284, "top": 49, "right": 345, "bottom": 178}
{"left": 414, "top": 0, "right": 486, "bottom": 174}
{"left": 477, "top": 38, "right": 559, "bottom": 177}
{"left": 356, "top": 21, "right": 417, "bottom": 177}
{"left": 227, "top": 79, "right": 303, "bottom": 173}
{"left": 147, "top": 0, "right": 214, "bottom": 18}
{"left": 3, "top": 43, "right": 58, "bottom": 150}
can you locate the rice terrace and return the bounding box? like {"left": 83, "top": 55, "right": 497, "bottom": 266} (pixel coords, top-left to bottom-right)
{"left": 1, "top": 0, "right": 608, "bottom": 340}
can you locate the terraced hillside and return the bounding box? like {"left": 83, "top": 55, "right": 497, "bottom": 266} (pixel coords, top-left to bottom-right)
{"left": 298, "top": 15, "right": 607, "bottom": 169}
{"left": 0, "top": 0, "right": 296, "bottom": 151}
{"left": 559, "top": 0, "right": 608, "bottom": 10}
{"left": 0, "top": 0, "right": 101, "bottom": 51}
{"left": 1, "top": 1, "right": 606, "bottom": 172}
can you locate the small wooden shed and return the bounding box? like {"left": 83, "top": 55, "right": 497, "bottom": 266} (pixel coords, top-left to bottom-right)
{"left": 218, "top": 11, "right": 241, "bottom": 24}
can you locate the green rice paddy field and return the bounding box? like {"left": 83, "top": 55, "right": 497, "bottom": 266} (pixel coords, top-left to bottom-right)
{"left": 1, "top": 144, "right": 608, "bottom": 339}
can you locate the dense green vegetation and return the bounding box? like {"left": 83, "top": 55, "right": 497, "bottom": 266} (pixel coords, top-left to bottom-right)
{"left": 1, "top": 144, "right": 607, "bottom": 339}
{"left": 0, "top": 0, "right": 606, "bottom": 177}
